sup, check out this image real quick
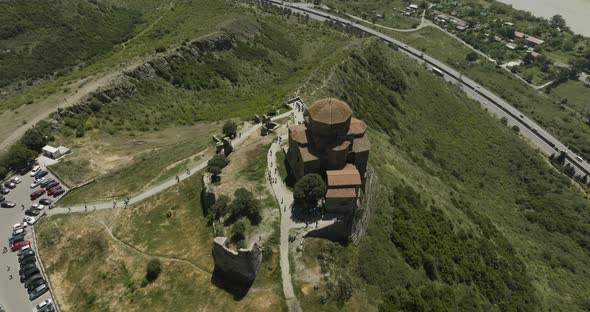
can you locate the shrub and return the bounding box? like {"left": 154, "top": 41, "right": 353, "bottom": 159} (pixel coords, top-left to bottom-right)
{"left": 21, "top": 127, "right": 48, "bottom": 151}
{"left": 231, "top": 218, "right": 248, "bottom": 242}
{"left": 222, "top": 120, "right": 238, "bottom": 138}
{"left": 230, "top": 188, "right": 261, "bottom": 224}
{"left": 145, "top": 258, "right": 161, "bottom": 283}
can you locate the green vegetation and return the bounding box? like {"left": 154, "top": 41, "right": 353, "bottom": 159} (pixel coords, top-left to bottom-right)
{"left": 322, "top": 0, "right": 420, "bottom": 29}
{"left": 382, "top": 26, "right": 590, "bottom": 160}
{"left": 145, "top": 258, "right": 162, "bottom": 284}
{"left": 0, "top": 0, "right": 142, "bottom": 87}
{"left": 296, "top": 39, "right": 590, "bottom": 311}
{"left": 294, "top": 173, "right": 327, "bottom": 208}
{"left": 222, "top": 120, "right": 238, "bottom": 138}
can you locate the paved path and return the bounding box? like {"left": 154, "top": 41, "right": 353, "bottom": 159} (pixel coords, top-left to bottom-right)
{"left": 268, "top": 0, "right": 590, "bottom": 178}
{"left": 265, "top": 101, "right": 336, "bottom": 312}
{"left": 49, "top": 109, "right": 295, "bottom": 215}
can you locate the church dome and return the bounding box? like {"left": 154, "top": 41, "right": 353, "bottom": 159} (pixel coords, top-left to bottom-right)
{"left": 308, "top": 98, "right": 353, "bottom": 125}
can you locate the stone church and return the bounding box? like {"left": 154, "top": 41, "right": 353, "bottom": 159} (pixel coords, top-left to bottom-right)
{"left": 286, "top": 98, "right": 370, "bottom": 213}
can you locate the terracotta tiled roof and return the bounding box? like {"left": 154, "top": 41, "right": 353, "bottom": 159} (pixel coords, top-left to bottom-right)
{"left": 526, "top": 36, "right": 544, "bottom": 45}
{"left": 308, "top": 98, "right": 352, "bottom": 125}
{"left": 348, "top": 118, "right": 367, "bottom": 136}
{"left": 299, "top": 146, "right": 318, "bottom": 162}
{"left": 326, "top": 188, "right": 357, "bottom": 198}
{"left": 352, "top": 133, "right": 370, "bottom": 153}
{"left": 289, "top": 124, "right": 308, "bottom": 145}
{"left": 326, "top": 164, "right": 362, "bottom": 187}
{"left": 331, "top": 140, "right": 350, "bottom": 152}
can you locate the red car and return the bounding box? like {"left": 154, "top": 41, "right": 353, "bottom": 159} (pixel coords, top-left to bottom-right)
{"left": 11, "top": 240, "right": 30, "bottom": 251}
{"left": 30, "top": 189, "right": 45, "bottom": 200}
{"left": 47, "top": 185, "right": 62, "bottom": 196}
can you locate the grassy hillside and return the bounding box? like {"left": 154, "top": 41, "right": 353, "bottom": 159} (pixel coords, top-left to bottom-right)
{"left": 53, "top": 15, "right": 353, "bottom": 205}
{"left": 36, "top": 173, "right": 284, "bottom": 312}
{"left": 295, "top": 39, "right": 590, "bottom": 311}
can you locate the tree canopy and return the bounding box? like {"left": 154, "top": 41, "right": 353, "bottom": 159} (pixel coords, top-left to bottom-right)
{"left": 230, "top": 188, "right": 261, "bottom": 224}
{"left": 21, "top": 127, "right": 48, "bottom": 151}
{"left": 222, "top": 120, "right": 238, "bottom": 138}
{"left": 294, "top": 173, "right": 326, "bottom": 208}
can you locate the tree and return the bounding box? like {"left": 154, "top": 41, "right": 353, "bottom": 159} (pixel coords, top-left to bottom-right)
{"left": 550, "top": 15, "right": 567, "bottom": 29}
{"left": 208, "top": 165, "right": 221, "bottom": 181}
{"left": 21, "top": 127, "right": 47, "bottom": 151}
{"left": 208, "top": 195, "right": 230, "bottom": 223}
{"left": 145, "top": 258, "right": 161, "bottom": 283}
{"left": 294, "top": 173, "right": 326, "bottom": 208}
{"left": 511, "top": 125, "right": 520, "bottom": 133}
{"left": 231, "top": 188, "right": 261, "bottom": 224}
{"left": 4, "top": 143, "right": 37, "bottom": 169}
{"left": 231, "top": 218, "right": 248, "bottom": 242}
{"left": 0, "top": 166, "right": 7, "bottom": 180}
{"left": 465, "top": 52, "right": 478, "bottom": 62}
{"left": 222, "top": 120, "right": 237, "bottom": 138}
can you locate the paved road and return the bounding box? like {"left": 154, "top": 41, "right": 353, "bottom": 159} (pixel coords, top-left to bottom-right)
{"left": 269, "top": 0, "right": 590, "bottom": 178}
{"left": 0, "top": 170, "right": 62, "bottom": 312}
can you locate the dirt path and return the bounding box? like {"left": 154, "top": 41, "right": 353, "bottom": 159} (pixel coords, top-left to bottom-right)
{"left": 87, "top": 215, "right": 213, "bottom": 275}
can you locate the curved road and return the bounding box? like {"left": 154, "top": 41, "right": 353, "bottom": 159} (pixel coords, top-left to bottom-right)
{"left": 269, "top": 0, "right": 590, "bottom": 178}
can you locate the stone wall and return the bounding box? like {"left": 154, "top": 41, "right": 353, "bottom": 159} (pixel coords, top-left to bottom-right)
{"left": 211, "top": 237, "right": 263, "bottom": 282}
{"left": 201, "top": 173, "right": 216, "bottom": 214}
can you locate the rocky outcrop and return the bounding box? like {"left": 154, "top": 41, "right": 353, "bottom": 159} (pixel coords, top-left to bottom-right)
{"left": 212, "top": 237, "right": 263, "bottom": 282}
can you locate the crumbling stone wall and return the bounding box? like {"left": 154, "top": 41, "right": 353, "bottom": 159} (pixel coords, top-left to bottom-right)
{"left": 201, "top": 173, "right": 216, "bottom": 213}
{"left": 212, "top": 237, "right": 262, "bottom": 282}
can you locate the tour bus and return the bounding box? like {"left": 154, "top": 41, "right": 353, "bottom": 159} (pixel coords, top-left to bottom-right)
{"left": 431, "top": 67, "right": 444, "bottom": 77}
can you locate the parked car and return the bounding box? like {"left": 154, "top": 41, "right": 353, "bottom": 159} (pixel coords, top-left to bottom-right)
{"left": 31, "top": 203, "right": 44, "bottom": 211}
{"left": 40, "top": 179, "right": 55, "bottom": 188}
{"left": 47, "top": 185, "right": 62, "bottom": 196}
{"left": 1, "top": 201, "right": 16, "bottom": 208}
{"left": 18, "top": 250, "right": 35, "bottom": 261}
{"left": 9, "top": 233, "right": 25, "bottom": 244}
{"left": 24, "top": 274, "right": 44, "bottom": 289}
{"left": 52, "top": 189, "right": 65, "bottom": 197}
{"left": 29, "top": 166, "right": 41, "bottom": 177}
{"left": 4, "top": 181, "right": 16, "bottom": 189}
{"left": 34, "top": 170, "right": 48, "bottom": 179}
{"left": 35, "top": 299, "right": 54, "bottom": 312}
{"left": 29, "top": 284, "right": 48, "bottom": 301}
{"left": 27, "top": 280, "right": 47, "bottom": 294}
{"left": 18, "top": 263, "right": 36, "bottom": 275}
{"left": 44, "top": 181, "right": 58, "bottom": 190}
{"left": 17, "top": 245, "right": 31, "bottom": 256}
{"left": 0, "top": 187, "right": 10, "bottom": 195}
{"left": 20, "top": 256, "right": 36, "bottom": 267}
{"left": 13, "top": 222, "right": 28, "bottom": 231}
{"left": 39, "top": 198, "right": 53, "bottom": 206}
{"left": 30, "top": 189, "right": 46, "bottom": 200}
{"left": 30, "top": 179, "right": 42, "bottom": 189}
{"left": 10, "top": 176, "right": 22, "bottom": 184}
{"left": 23, "top": 216, "right": 37, "bottom": 225}
{"left": 13, "top": 228, "right": 25, "bottom": 236}
{"left": 20, "top": 268, "right": 40, "bottom": 282}
{"left": 0, "top": 195, "right": 4, "bottom": 202}
{"left": 19, "top": 253, "right": 35, "bottom": 264}
{"left": 25, "top": 208, "right": 41, "bottom": 217}
{"left": 12, "top": 240, "right": 30, "bottom": 251}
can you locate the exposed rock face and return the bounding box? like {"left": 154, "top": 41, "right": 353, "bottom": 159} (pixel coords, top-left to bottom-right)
{"left": 212, "top": 237, "right": 262, "bottom": 282}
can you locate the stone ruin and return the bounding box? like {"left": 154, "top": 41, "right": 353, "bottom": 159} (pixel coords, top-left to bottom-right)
{"left": 212, "top": 135, "right": 233, "bottom": 156}
{"left": 212, "top": 237, "right": 263, "bottom": 283}
{"left": 256, "top": 114, "right": 279, "bottom": 136}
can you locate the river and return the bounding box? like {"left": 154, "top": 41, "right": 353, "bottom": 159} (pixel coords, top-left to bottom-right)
{"left": 498, "top": 0, "right": 590, "bottom": 37}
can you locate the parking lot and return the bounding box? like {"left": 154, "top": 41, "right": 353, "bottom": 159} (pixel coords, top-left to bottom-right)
{"left": 0, "top": 160, "right": 66, "bottom": 312}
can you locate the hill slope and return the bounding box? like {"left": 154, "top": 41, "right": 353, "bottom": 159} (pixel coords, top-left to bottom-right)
{"left": 296, "top": 39, "right": 590, "bottom": 311}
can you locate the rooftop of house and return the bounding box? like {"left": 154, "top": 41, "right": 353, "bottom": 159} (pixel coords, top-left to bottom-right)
{"left": 348, "top": 117, "right": 367, "bottom": 136}
{"left": 299, "top": 146, "right": 318, "bottom": 162}
{"left": 289, "top": 124, "right": 308, "bottom": 145}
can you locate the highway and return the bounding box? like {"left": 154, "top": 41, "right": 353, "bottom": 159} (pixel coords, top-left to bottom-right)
{"left": 267, "top": 0, "right": 590, "bottom": 178}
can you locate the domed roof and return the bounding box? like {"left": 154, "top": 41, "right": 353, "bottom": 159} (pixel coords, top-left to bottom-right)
{"left": 308, "top": 98, "right": 352, "bottom": 125}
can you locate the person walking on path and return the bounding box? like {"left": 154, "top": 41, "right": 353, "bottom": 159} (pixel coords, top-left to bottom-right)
{"left": 186, "top": 168, "right": 190, "bottom": 175}
{"left": 93, "top": 206, "right": 96, "bottom": 211}
{"left": 6, "top": 266, "right": 9, "bottom": 271}
{"left": 8, "top": 274, "right": 12, "bottom": 280}
{"left": 176, "top": 175, "right": 180, "bottom": 183}
{"left": 21, "top": 204, "right": 24, "bottom": 210}
{"left": 113, "top": 201, "right": 116, "bottom": 209}
{"left": 68, "top": 207, "right": 71, "bottom": 212}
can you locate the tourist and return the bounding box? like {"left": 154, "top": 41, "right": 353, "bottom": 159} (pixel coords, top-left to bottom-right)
{"left": 176, "top": 175, "right": 180, "bottom": 183}
{"left": 8, "top": 274, "right": 12, "bottom": 280}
